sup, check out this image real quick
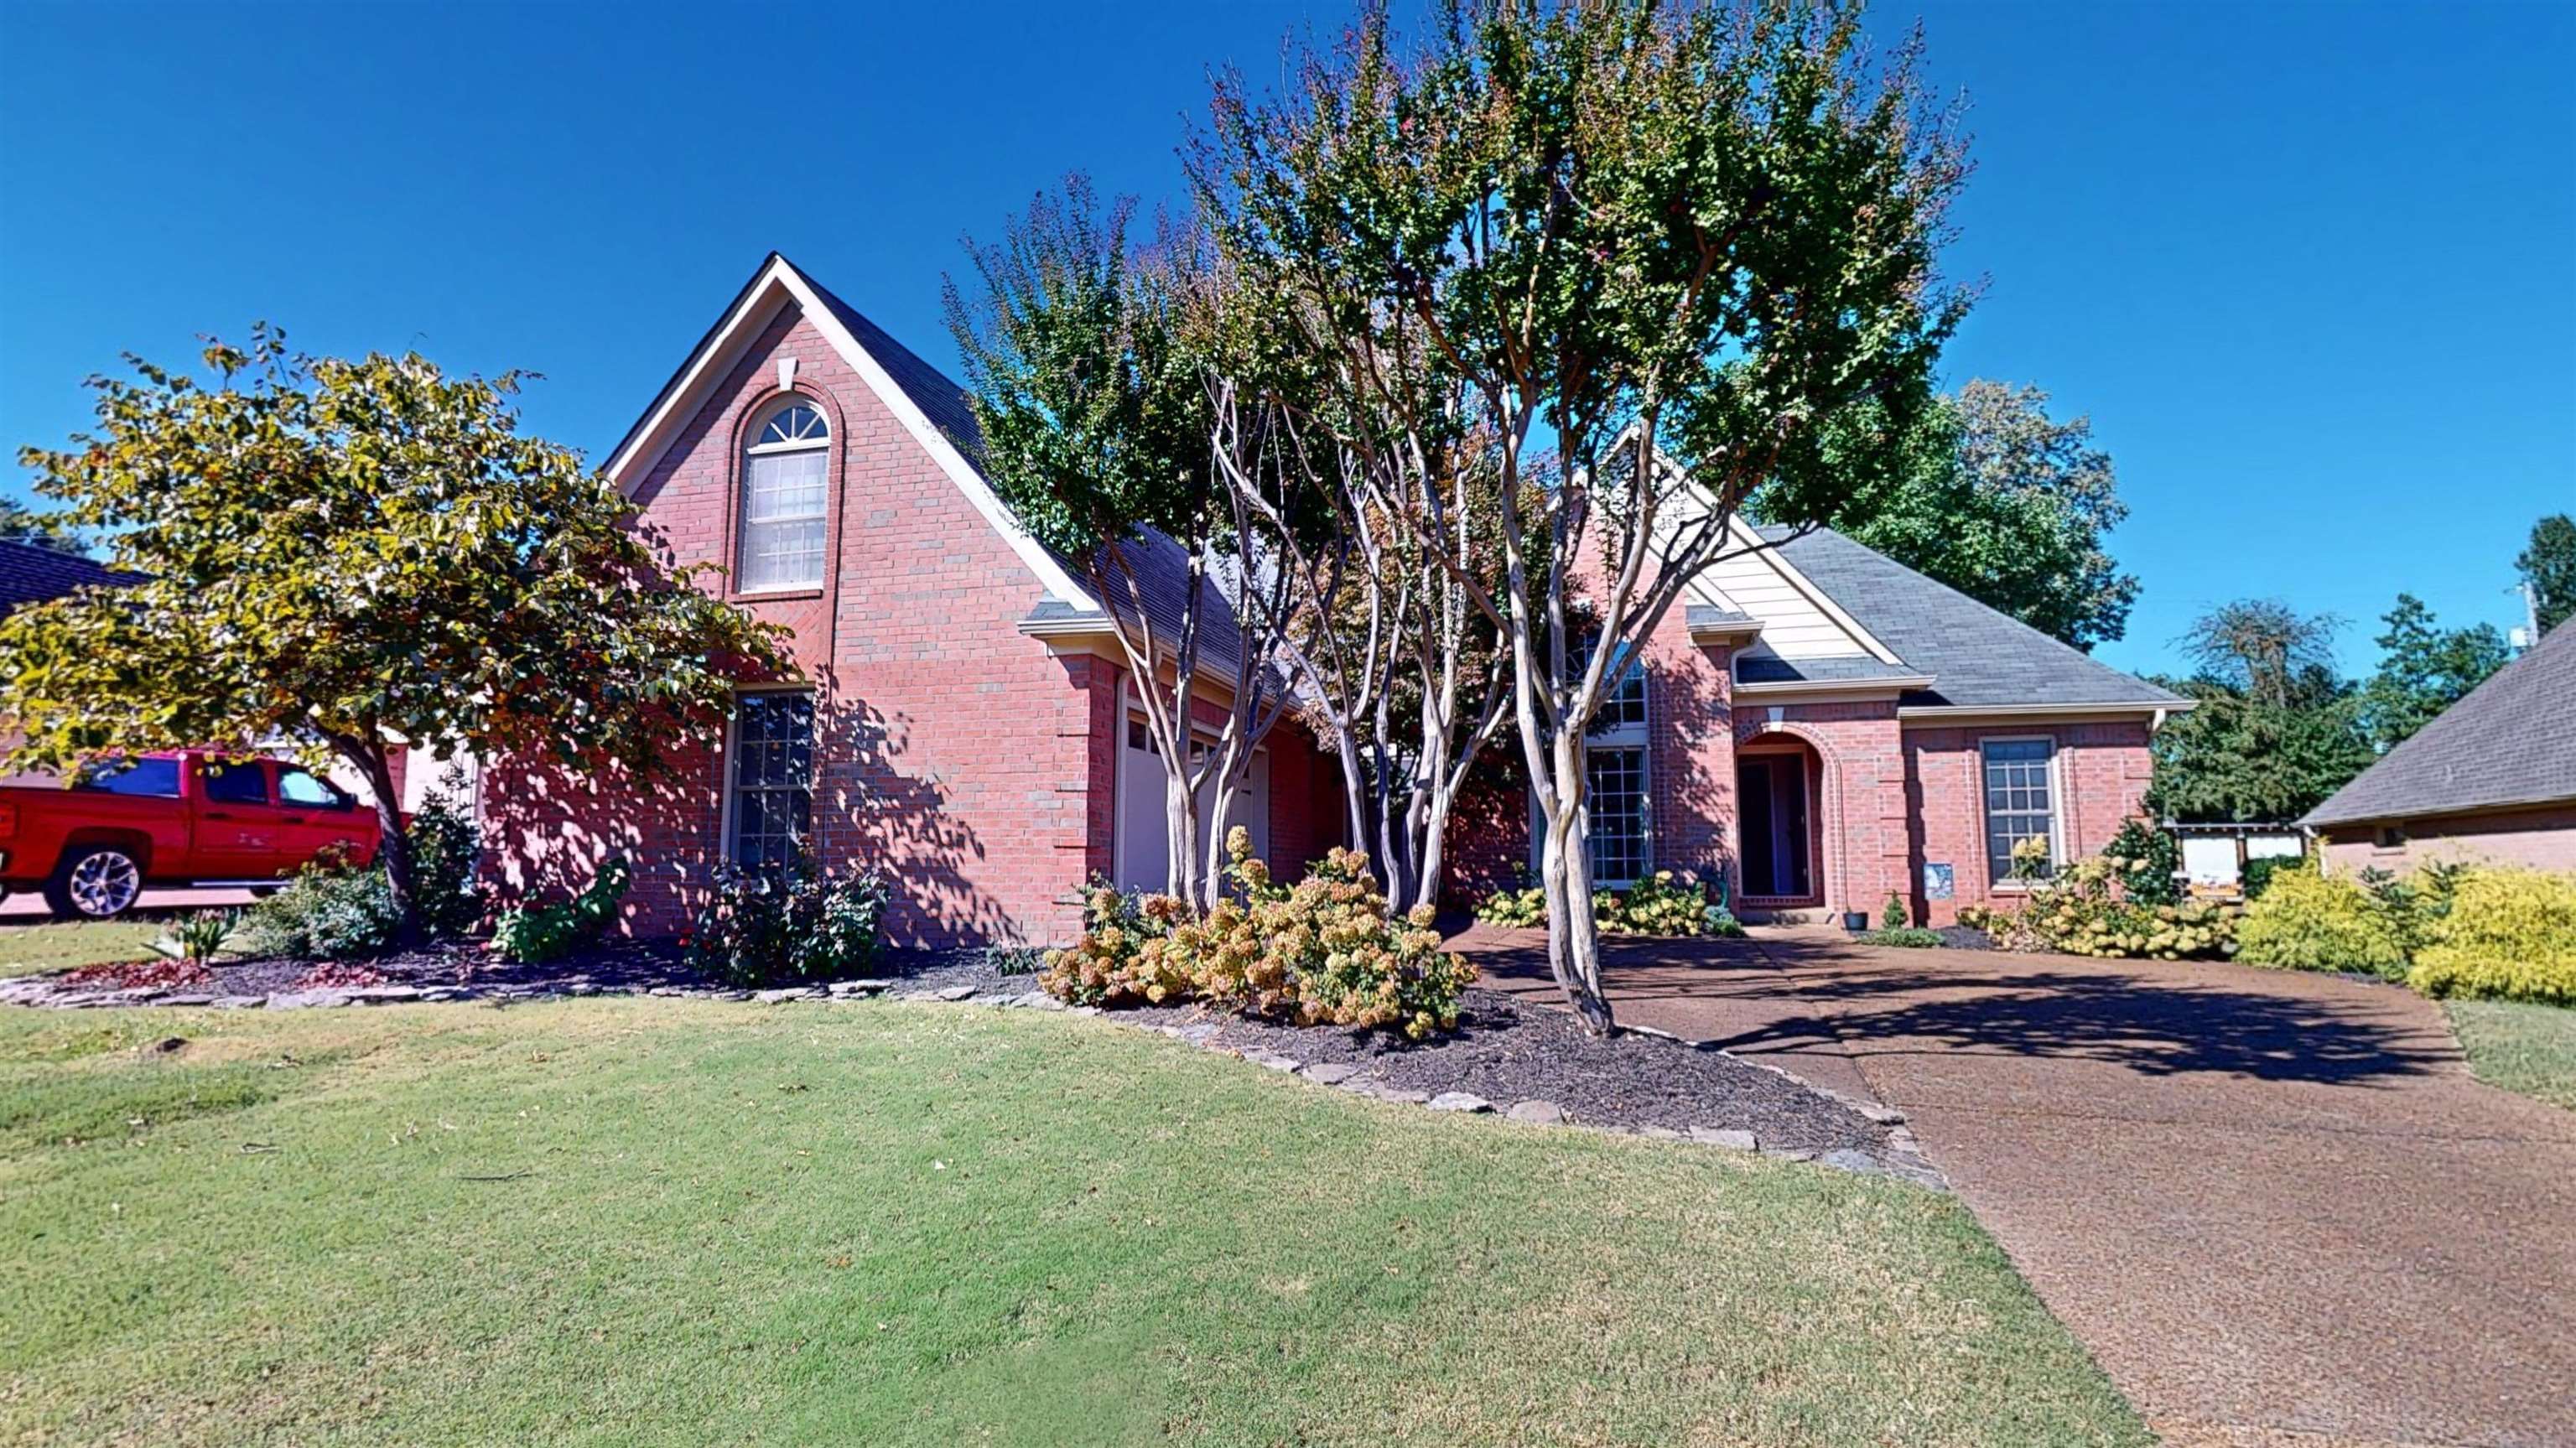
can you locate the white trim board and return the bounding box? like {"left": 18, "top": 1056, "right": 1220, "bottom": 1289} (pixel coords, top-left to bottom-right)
{"left": 603, "top": 253, "right": 1098, "bottom": 612}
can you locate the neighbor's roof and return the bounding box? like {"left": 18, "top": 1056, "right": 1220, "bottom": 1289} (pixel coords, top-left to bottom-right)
{"left": 0, "top": 539, "right": 134, "bottom": 615}
{"left": 1753, "top": 526, "right": 2185, "bottom": 711}
{"left": 2303, "top": 621, "right": 2576, "bottom": 828}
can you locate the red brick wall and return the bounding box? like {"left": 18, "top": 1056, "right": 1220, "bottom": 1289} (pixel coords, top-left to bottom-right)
{"left": 1901, "top": 720, "right": 2154, "bottom": 926}
{"left": 1736, "top": 700, "right": 1909, "bottom": 916}
{"left": 484, "top": 302, "right": 1252, "bottom": 947}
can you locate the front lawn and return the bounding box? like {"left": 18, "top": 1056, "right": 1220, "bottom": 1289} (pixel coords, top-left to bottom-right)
{"left": 0, "top": 998, "right": 2145, "bottom": 1446}
{"left": 2447, "top": 999, "right": 2576, "bottom": 1111}
{"left": 0, "top": 919, "right": 162, "bottom": 977}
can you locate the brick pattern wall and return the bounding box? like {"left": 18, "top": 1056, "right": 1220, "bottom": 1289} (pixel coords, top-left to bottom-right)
{"left": 2319, "top": 804, "right": 2576, "bottom": 876}
{"left": 1901, "top": 720, "right": 2154, "bottom": 926}
{"left": 486, "top": 301, "right": 1335, "bottom": 948}
{"left": 1735, "top": 700, "right": 1909, "bottom": 916}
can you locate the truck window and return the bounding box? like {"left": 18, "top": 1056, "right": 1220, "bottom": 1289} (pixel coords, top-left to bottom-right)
{"left": 74, "top": 757, "right": 182, "bottom": 797}
{"left": 277, "top": 767, "right": 345, "bottom": 809}
{"left": 204, "top": 761, "right": 270, "bottom": 806}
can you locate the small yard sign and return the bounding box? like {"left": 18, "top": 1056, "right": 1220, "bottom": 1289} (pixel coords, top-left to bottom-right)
{"left": 1923, "top": 863, "right": 1955, "bottom": 900}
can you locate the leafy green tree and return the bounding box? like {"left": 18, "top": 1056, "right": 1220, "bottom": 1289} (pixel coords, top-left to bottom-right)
{"left": 2359, "top": 593, "right": 2507, "bottom": 753}
{"left": 946, "top": 180, "right": 1294, "bottom": 910}
{"left": 1791, "top": 380, "right": 2137, "bottom": 649}
{"left": 2148, "top": 599, "right": 2371, "bottom": 822}
{"left": 0, "top": 495, "right": 86, "bottom": 553}
{"left": 1201, "top": 0, "right": 1968, "bottom": 1031}
{"left": 0, "top": 328, "right": 788, "bottom": 941}
{"left": 2519, "top": 512, "right": 2575, "bottom": 636}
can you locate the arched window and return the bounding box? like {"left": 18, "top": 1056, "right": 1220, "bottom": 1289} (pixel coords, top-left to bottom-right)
{"left": 738, "top": 400, "right": 829, "bottom": 589}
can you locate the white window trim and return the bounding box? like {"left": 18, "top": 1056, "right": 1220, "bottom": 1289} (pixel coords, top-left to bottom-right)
{"left": 1979, "top": 734, "right": 2066, "bottom": 894}
{"left": 737, "top": 399, "right": 831, "bottom": 592}
{"left": 717, "top": 686, "right": 818, "bottom": 869}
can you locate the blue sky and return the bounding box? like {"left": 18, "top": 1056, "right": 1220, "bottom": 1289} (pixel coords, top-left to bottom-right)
{"left": 3, "top": 0, "right": 2568, "bottom": 678}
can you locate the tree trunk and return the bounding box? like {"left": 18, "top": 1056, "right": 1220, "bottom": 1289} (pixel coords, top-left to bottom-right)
{"left": 1537, "top": 745, "right": 1614, "bottom": 1035}
{"left": 344, "top": 740, "right": 421, "bottom": 948}
{"left": 1162, "top": 773, "right": 1202, "bottom": 912}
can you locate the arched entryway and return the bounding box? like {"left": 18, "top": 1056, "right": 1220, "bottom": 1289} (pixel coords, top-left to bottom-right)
{"left": 1736, "top": 735, "right": 1824, "bottom": 910}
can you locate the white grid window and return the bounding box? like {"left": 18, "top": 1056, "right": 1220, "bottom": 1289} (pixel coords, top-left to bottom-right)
{"left": 739, "top": 402, "right": 828, "bottom": 590}
{"left": 1982, "top": 738, "right": 2057, "bottom": 883}
{"left": 1587, "top": 747, "right": 1650, "bottom": 886}
{"left": 730, "top": 692, "right": 815, "bottom": 869}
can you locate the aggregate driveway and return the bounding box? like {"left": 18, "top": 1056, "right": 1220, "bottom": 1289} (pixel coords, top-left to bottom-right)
{"left": 1458, "top": 923, "right": 2576, "bottom": 1448}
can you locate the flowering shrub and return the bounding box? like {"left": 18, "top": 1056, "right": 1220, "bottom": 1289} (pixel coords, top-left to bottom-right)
{"left": 685, "top": 859, "right": 891, "bottom": 988}
{"left": 1473, "top": 884, "right": 1548, "bottom": 928}
{"left": 2101, "top": 818, "right": 2180, "bottom": 906}
{"left": 2408, "top": 868, "right": 2576, "bottom": 1005}
{"left": 1042, "top": 830, "right": 1476, "bottom": 1040}
{"left": 1962, "top": 856, "right": 2238, "bottom": 960}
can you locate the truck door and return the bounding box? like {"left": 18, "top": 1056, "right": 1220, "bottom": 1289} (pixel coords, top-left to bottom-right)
{"left": 274, "top": 764, "right": 373, "bottom": 870}
{"left": 191, "top": 756, "right": 282, "bottom": 880}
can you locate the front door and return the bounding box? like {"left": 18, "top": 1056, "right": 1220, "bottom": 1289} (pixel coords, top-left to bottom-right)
{"left": 1737, "top": 754, "right": 1813, "bottom": 899}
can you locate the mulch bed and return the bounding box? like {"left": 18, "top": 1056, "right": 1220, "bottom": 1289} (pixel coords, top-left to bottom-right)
{"left": 1124, "top": 986, "right": 1891, "bottom": 1153}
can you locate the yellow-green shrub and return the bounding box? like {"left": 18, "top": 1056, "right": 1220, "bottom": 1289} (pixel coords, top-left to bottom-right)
{"left": 2407, "top": 869, "right": 2576, "bottom": 1005}
{"left": 2236, "top": 862, "right": 2412, "bottom": 978}
{"left": 1597, "top": 870, "right": 1724, "bottom": 937}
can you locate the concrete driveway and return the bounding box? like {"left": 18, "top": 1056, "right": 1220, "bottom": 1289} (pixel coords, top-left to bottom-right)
{"left": 1459, "top": 923, "right": 2576, "bottom": 1448}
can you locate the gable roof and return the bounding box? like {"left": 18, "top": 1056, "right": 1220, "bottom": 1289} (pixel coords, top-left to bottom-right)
{"left": 1753, "top": 525, "right": 2185, "bottom": 712}
{"left": 602, "top": 252, "right": 1095, "bottom": 610}
{"left": 0, "top": 539, "right": 134, "bottom": 615}
{"left": 2303, "top": 622, "right": 2576, "bottom": 827}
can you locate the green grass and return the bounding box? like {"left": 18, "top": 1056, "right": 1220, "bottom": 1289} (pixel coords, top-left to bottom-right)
{"left": 2448, "top": 999, "right": 2576, "bottom": 1111}
{"left": 0, "top": 999, "right": 2148, "bottom": 1447}
{"left": 0, "top": 919, "right": 164, "bottom": 977}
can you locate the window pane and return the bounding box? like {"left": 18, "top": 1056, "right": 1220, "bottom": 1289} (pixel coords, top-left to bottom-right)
{"left": 278, "top": 768, "right": 340, "bottom": 807}
{"left": 730, "top": 693, "right": 817, "bottom": 869}
{"left": 204, "top": 761, "right": 269, "bottom": 805}
{"left": 1586, "top": 746, "right": 1649, "bottom": 885}
{"left": 76, "top": 757, "right": 181, "bottom": 797}
{"left": 740, "top": 449, "right": 827, "bottom": 589}
{"left": 1982, "top": 739, "right": 2055, "bottom": 881}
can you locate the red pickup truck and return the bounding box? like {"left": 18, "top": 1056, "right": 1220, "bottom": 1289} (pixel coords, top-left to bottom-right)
{"left": 0, "top": 750, "right": 379, "bottom": 920}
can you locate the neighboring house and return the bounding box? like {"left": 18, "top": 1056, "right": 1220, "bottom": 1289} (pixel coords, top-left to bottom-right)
{"left": 0, "top": 537, "right": 129, "bottom": 616}
{"left": 489, "top": 252, "right": 2189, "bottom": 945}
{"left": 2303, "top": 620, "right": 2576, "bottom": 874}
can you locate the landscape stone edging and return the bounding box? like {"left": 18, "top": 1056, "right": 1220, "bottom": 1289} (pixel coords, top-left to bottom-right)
{"left": 0, "top": 969, "right": 1945, "bottom": 1189}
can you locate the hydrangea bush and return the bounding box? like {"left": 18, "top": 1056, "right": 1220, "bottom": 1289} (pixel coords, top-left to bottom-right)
{"left": 1041, "top": 829, "right": 1476, "bottom": 1041}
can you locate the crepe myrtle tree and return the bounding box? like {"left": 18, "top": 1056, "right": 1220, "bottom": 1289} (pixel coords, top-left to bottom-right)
{"left": 946, "top": 180, "right": 1296, "bottom": 911}
{"left": 1206, "top": 0, "right": 1969, "bottom": 1030}
{"left": 0, "top": 327, "right": 791, "bottom": 942}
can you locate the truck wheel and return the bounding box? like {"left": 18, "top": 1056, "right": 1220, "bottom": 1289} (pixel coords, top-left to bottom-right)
{"left": 44, "top": 846, "right": 144, "bottom": 920}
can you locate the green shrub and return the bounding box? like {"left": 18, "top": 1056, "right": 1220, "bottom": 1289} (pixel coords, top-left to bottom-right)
{"left": 407, "top": 786, "right": 484, "bottom": 941}
{"left": 1879, "top": 891, "right": 1910, "bottom": 931}
{"left": 152, "top": 908, "right": 240, "bottom": 966}
{"left": 2408, "top": 869, "right": 2576, "bottom": 1005}
{"left": 684, "top": 860, "right": 891, "bottom": 989}
{"left": 1861, "top": 926, "right": 1944, "bottom": 948}
{"left": 241, "top": 863, "right": 404, "bottom": 959}
{"left": 2103, "top": 818, "right": 2180, "bottom": 906}
{"left": 2239, "top": 854, "right": 2293, "bottom": 901}
{"left": 1702, "top": 903, "right": 1747, "bottom": 938}
{"left": 491, "top": 858, "right": 631, "bottom": 965}
{"left": 2236, "top": 862, "right": 2412, "bottom": 978}
{"left": 1042, "top": 831, "right": 1476, "bottom": 1040}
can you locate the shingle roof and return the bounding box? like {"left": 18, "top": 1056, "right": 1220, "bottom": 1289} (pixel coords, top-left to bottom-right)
{"left": 2303, "top": 622, "right": 2576, "bottom": 827}
{"left": 797, "top": 265, "right": 1249, "bottom": 674}
{"left": 1732, "top": 641, "right": 1926, "bottom": 687}
{"left": 0, "top": 539, "right": 134, "bottom": 615}
{"left": 1753, "top": 526, "right": 2184, "bottom": 710}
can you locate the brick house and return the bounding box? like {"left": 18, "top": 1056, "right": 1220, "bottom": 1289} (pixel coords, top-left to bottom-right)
{"left": 487, "top": 253, "right": 2187, "bottom": 944}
